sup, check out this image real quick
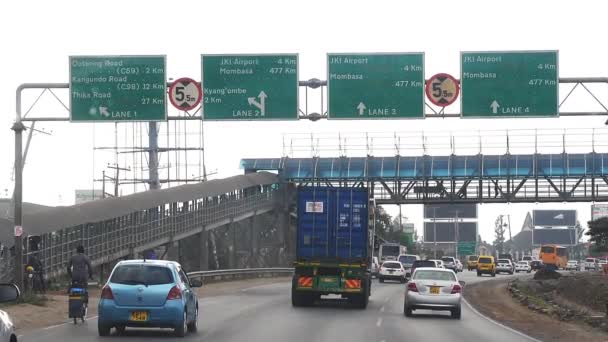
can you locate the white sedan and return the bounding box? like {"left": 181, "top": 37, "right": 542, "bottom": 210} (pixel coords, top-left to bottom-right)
{"left": 404, "top": 267, "right": 464, "bottom": 319}
{"left": 379, "top": 261, "right": 406, "bottom": 283}
{"left": 0, "top": 284, "right": 20, "bottom": 342}
{"left": 515, "top": 261, "right": 532, "bottom": 273}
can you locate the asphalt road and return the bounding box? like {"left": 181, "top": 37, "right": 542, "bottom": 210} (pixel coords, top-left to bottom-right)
{"left": 20, "top": 270, "right": 536, "bottom": 342}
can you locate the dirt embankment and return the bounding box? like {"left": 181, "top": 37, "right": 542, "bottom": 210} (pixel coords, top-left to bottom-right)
{"left": 464, "top": 276, "right": 608, "bottom": 341}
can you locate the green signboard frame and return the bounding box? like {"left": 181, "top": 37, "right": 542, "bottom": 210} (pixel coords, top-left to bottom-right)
{"left": 327, "top": 52, "right": 425, "bottom": 120}
{"left": 70, "top": 55, "right": 167, "bottom": 122}
{"left": 201, "top": 54, "right": 299, "bottom": 121}
{"left": 460, "top": 50, "right": 559, "bottom": 118}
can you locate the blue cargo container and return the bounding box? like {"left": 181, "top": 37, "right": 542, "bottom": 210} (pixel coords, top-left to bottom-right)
{"left": 292, "top": 186, "right": 371, "bottom": 309}
{"left": 296, "top": 187, "right": 369, "bottom": 262}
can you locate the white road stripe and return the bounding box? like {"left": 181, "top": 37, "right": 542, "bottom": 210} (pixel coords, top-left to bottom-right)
{"left": 376, "top": 317, "right": 383, "bottom": 327}
{"left": 41, "top": 315, "right": 98, "bottom": 331}
{"left": 380, "top": 306, "right": 385, "bottom": 313}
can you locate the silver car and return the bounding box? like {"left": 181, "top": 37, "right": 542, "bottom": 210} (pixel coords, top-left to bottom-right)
{"left": 496, "top": 259, "right": 514, "bottom": 274}
{"left": 403, "top": 267, "right": 464, "bottom": 319}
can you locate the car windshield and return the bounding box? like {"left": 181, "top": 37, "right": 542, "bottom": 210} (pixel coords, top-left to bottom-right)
{"left": 110, "top": 264, "right": 174, "bottom": 286}
{"left": 398, "top": 255, "right": 418, "bottom": 265}
{"left": 478, "top": 257, "right": 492, "bottom": 264}
{"left": 413, "top": 270, "right": 456, "bottom": 282}
{"left": 382, "top": 262, "right": 401, "bottom": 269}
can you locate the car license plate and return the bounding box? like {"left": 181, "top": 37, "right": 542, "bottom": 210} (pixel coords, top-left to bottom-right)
{"left": 130, "top": 311, "right": 148, "bottom": 322}
{"left": 430, "top": 286, "right": 440, "bottom": 295}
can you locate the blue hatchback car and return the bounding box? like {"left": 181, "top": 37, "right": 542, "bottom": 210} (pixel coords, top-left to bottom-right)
{"left": 98, "top": 260, "right": 202, "bottom": 337}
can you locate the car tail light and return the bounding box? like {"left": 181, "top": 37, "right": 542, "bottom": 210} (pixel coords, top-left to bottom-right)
{"left": 166, "top": 285, "right": 182, "bottom": 300}
{"left": 407, "top": 282, "right": 418, "bottom": 292}
{"left": 451, "top": 284, "right": 462, "bottom": 294}
{"left": 101, "top": 285, "right": 114, "bottom": 300}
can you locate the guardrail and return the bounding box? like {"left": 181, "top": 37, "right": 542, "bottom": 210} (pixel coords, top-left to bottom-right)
{"left": 187, "top": 268, "right": 294, "bottom": 283}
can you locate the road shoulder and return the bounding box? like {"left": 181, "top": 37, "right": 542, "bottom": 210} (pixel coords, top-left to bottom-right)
{"left": 464, "top": 278, "right": 608, "bottom": 341}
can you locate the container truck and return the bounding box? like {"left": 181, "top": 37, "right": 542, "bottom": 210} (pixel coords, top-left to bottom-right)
{"left": 291, "top": 186, "right": 371, "bottom": 309}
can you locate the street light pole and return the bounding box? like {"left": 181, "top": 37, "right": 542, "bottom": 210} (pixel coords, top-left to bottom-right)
{"left": 455, "top": 210, "right": 460, "bottom": 260}
{"left": 433, "top": 207, "right": 437, "bottom": 259}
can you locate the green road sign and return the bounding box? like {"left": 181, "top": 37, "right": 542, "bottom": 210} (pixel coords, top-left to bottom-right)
{"left": 201, "top": 54, "right": 298, "bottom": 120}
{"left": 457, "top": 242, "right": 476, "bottom": 255}
{"left": 327, "top": 53, "right": 425, "bottom": 119}
{"left": 70, "top": 56, "right": 167, "bottom": 122}
{"left": 461, "top": 51, "right": 558, "bottom": 118}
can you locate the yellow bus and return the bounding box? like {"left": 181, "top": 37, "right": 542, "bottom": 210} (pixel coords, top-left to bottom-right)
{"left": 539, "top": 244, "right": 568, "bottom": 270}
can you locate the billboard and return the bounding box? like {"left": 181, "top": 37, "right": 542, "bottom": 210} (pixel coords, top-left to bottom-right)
{"left": 424, "top": 222, "right": 477, "bottom": 242}
{"left": 424, "top": 204, "right": 477, "bottom": 219}
{"left": 592, "top": 204, "right": 608, "bottom": 221}
{"left": 75, "top": 189, "right": 103, "bottom": 204}
{"left": 532, "top": 228, "right": 577, "bottom": 246}
{"left": 532, "top": 210, "right": 577, "bottom": 227}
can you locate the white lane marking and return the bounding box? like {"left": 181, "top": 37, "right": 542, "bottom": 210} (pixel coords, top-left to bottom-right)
{"left": 376, "top": 317, "right": 383, "bottom": 327}
{"left": 40, "top": 315, "right": 98, "bottom": 331}
{"left": 380, "top": 340, "right": 387, "bottom": 342}
{"left": 380, "top": 306, "right": 385, "bottom": 313}
{"left": 463, "top": 298, "right": 541, "bottom": 342}
{"left": 241, "top": 282, "right": 285, "bottom": 292}
{"left": 384, "top": 297, "right": 390, "bottom": 303}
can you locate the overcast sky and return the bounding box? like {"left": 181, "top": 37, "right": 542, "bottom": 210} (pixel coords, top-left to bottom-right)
{"left": 1, "top": 0, "right": 607, "bottom": 242}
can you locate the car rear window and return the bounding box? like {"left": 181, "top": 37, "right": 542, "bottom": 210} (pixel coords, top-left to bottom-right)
{"left": 586, "top": 258, "right": 596, "bottom": 262}
{"left": 382, "top": 262, "right": 401, "bottom": 269}
{"left": 413, "top": 270, "right": 456, "bottom": 281}
{"left": 468, "top": 256, "right": 478, "bottom": 261}
{"left": 413, "top": 260, "right": 436, "bottom": 268}
{"left": 110, "top": 265, "right": 174, "bottom": 286}
{"left": 441, "top": 257, "right": 454, "bottom": 262}
{"left": 517, "top": 262, "right": 527, "bottom": 265}
{"left": 478, "top": 257, "right": 492, "bottom": 264}
{"left": 498, "top": 259, "right": 510, "bottom": 264}
{"left": 398, "top": 255, "right": 418, "bottom": 265}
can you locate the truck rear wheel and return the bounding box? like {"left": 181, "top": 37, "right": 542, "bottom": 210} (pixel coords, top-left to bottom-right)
{"left": 351, "top": 280, "right": 369, "bottom": 309}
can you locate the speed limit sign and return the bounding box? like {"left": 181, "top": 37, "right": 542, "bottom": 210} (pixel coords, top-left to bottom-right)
{"left": 426, "top": 73, "right": 460, "bottom": 107}
{"left": 169, "top": 77, "right": 202, "bottom": 111}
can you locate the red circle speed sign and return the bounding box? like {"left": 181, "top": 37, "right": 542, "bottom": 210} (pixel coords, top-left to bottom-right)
{"left": 426, "top": 73, "right": 460, "bottom": 107}
{"left": 169, "top": 77, "right": 202, "bottom": 111}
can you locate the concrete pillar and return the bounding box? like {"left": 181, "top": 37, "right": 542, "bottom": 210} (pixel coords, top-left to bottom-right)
{"left": 199, "top": 230, "right": 209, "bottom": 271}
{"left": 249, "top": 216, "right": 258, "bottom": 268}
{"left": 228, "top": 221, "right": 237, "bottom": 269}
{"left": 166, "top": 241, "right": 179, "bottom": 262}
{"left": 99, "top": 263, "right": 105, "bottom": 284}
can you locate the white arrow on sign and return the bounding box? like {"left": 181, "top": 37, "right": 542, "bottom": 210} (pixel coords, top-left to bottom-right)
{"left": 357, "top": 102, "right": 366, "bottom": 115}
{"left": 99, "top": 107, "right": 110, "bottom": 117}
{"left": 490, "top": 100, "right": 500, "bottom": 114}
{"left": 248, "top": 91, "right": 267, "bottom": 116}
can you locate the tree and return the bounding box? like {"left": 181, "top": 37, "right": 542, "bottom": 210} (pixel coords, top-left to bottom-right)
{"left": 493, "top": 215, "right": 506, "bottom": 254}
{"left": 586, "top": 217, "right": 608, "bottom": 252}
{"left": 373, "top": 206, "right": 393, "bottom": 238}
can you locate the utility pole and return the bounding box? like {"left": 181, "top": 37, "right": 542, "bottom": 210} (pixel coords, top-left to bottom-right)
{"left": 106, "top": 164, "right": 130, "bottom": 197}
{"left": 148, "top": 122, "right": 160, "bottom": 190}
{"left": 12, "top": 121, "right": 25, "bottom": 292}
{"left": 433, "top": 207, "right": 437, "bottom": 259}
{"left": 455, "top": 210, "right": 460, "bottom": 259}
